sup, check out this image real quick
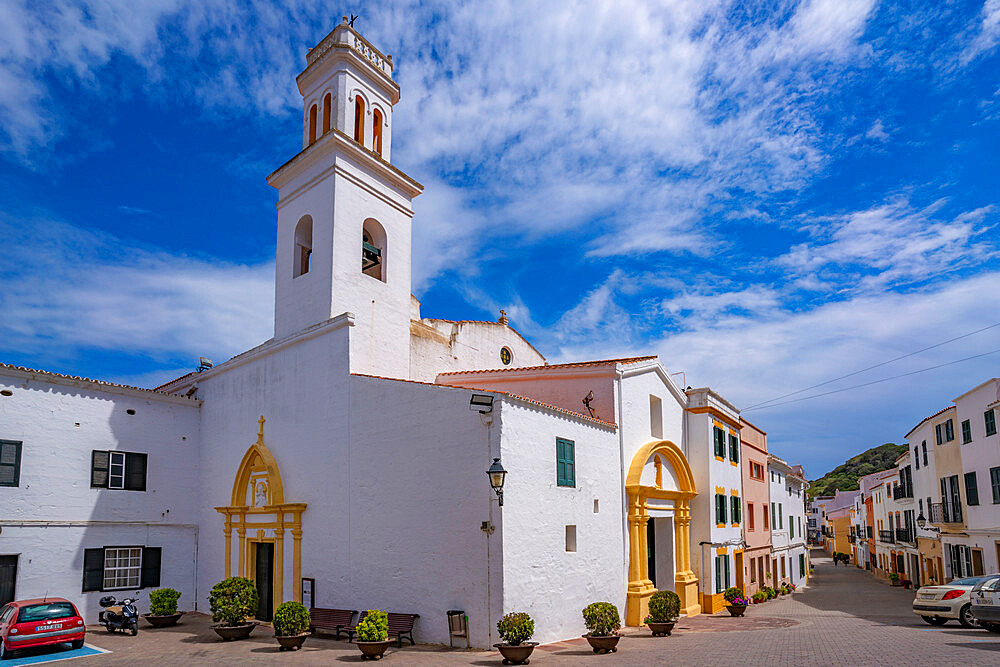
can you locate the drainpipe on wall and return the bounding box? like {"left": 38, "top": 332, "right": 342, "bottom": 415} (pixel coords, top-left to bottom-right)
{"left": 615, "top": 369, "right": 628, "bottom": 599}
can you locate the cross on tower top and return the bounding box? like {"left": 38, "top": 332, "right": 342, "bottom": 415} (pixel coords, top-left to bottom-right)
{"left": 257, "top": 415, "right": 266, "bottom": 443}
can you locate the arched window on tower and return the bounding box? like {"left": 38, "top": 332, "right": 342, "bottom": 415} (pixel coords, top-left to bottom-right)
{"left": 354, "top": 96, "right": 365, "bottom": 145}
{"left": 372, "top": 108, "right": 383, "bottom": 157}
{"left": 362, "top": 218, "right": 386, "bottom": 282}
{"left": 322, "top": 93, "right": 332, "bottom": 134}
{"left": 294, "top": 215, "right": 313, "bottom": 277}
{"left": 308, "top": 105, "right": 318, "bottom": 145}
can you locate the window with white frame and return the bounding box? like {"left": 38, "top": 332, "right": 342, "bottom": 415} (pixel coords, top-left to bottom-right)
{"left": 103, "top": 547, "right": 142, "bottom": 590}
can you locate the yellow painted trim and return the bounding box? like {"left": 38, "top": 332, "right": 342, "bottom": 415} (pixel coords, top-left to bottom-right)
{"left": 716, "top": 546, "right": 728, "bottom": 555}
{"left": 730, "top": 460, "right": 738, "bottom": 467}
{"left": 625, "top": 440, "right": 700, "bottom": 624}
{"left": 716, "top": 523, "right": 725, "bottom": 528}
{"left": 730, "top": 489, "right": 740, "bottom": 496}
{"left": 715, "top": 455, "right": 725, "bottom": 462}
{"left": 216, "top": 415, "right": 307, "bottom": 608}
{"left": 715, "top": 485, "right": 726, "bottom": 494}
{"left": 690, "top": 407, "right": 742, "bottom": 430}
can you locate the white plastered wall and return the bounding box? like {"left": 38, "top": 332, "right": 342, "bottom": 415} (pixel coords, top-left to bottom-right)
{"left": 410, "top": 320, "right": 545, "bottom": 382}
{"left": 0, "top": 371, "right": 200, "bottom": 620}
{"left": 497, "top": 400, "right": 621, "bottom": 645}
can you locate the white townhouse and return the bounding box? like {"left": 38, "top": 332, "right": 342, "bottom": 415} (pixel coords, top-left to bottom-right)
{"left": 885, "top": 450, "right": 920, "bottom": 585}
{"left": 767, "top": 455, "right": 808, "bottom": 587}
{"left": 0, "top": 19, "right": 762, "bottom": 647}
{"left": 852, "top": 490, "right": 870, "bottom": 570}
{"left": 930, "top": 379, "right": 1000, "bottom": 576}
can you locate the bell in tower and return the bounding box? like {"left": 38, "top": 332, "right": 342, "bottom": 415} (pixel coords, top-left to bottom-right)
{"left": 267, "top": 19, "right": 423, "bottom": 379}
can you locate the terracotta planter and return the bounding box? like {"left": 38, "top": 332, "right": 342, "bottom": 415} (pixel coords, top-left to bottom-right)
{"left": 143, "top": 612, "right": 184, "bottom": 627}
{"left": 494, "top": 642, "right": 537, "bottom": 665}
{"left": 645, "top": 620, "right": 675, "bottom": 636}
{"left": 356, "top": 640, "right": 394, "bottom": 660}
{"left": 584, "top": 633, "right": 620, "bottom": 654}
{"left": 726, "top": 605, "right": 747, "bottom": 617}
{"left": 275, "top": 632, "right": 310, "bottom": 651}
{"left": 212, "top": 622, "right": 257, "bottom": 641}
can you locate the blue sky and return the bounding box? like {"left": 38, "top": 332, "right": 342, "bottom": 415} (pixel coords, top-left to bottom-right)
{"left": 1, "top": 1, "right": 999, "bottom": 478}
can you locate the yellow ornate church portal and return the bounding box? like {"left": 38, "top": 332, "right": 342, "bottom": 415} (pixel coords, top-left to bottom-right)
{"left": 215, "top": 417, "right": 306, "bottom": 609}
{"left": 625, "top": 440, "right": 700, "bottom": 625}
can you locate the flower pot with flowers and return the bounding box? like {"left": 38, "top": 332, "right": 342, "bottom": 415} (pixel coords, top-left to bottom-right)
{"left": 356, "top": 610, "right": 393, "bottom": 660}
{"left": 764, "top": 586, "right": 777, "bottom": 600}
{"left": 209, "top": 577, "right": 259, "bottom": 641}
{"left": 582, "top": 602, "right": 621, "bottom": 654}
{"left": 273, "top": 601, "right": 311, "bottom": 651}
{"left": 751, "top": 591, "right": 767, "bottom": 604}
{"left": 723, "top": 588, "right": 748, "bottom": 617}
{"left": 644, "top": 590, "right": 680, "bottom": 636}
{"left": 494, "top": 612, "right": 537, "bottom": 665}
{"left": 889, "top": 572, "right": 901, "bottom": 587}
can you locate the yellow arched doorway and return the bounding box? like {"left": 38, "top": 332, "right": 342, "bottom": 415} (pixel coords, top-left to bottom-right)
{"left": 214, "top": 416, "right": 306, "bottom": 617}
{"left": 625, "top": 440, "right": 700, "bottom": 625}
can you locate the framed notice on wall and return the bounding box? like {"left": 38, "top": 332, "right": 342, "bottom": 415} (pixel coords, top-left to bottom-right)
{"left": 301, "top": 578, "right": 315, "bottom": 609}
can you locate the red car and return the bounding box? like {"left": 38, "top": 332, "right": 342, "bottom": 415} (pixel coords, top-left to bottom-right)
{"left": 0, "top": 598, "right": 86, "bottom": 659}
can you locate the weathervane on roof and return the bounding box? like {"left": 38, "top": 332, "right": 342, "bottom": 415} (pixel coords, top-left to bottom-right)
{"left": 582, "top": 390, "right": 598, "bottom": 419}
{"left": 348, "top": 14, "right": 358, "bottom": 27}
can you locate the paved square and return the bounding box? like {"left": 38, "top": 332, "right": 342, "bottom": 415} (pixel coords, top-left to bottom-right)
{"left": 64, "top": 551, "right": 1000, "bottom": 666}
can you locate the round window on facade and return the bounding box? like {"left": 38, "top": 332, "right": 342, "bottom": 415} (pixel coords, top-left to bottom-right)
{"left": 500, "top": 346, "right": 513, "bottom": 365}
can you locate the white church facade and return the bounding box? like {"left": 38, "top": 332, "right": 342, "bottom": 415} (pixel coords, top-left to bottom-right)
{"left": 0, "top": 20, "right": 752, "bottom": 647}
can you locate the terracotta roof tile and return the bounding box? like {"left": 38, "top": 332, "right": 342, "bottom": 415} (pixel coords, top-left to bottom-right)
{"left": 438, "top": 355, "right": 657, "bottom": 376}
{"left": 350, "top": 373, "right": 617, "bottom": 428}
{"left": 1, "top": 362, "right": 196, "bottom": 399}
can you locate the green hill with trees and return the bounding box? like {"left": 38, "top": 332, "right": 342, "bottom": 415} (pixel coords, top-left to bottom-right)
{"left": 808, "top": 443, "right": 907, "bottom": 497}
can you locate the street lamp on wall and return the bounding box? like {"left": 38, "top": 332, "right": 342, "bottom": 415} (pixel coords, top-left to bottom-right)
{"left": 487, "top": 458, "right": 507, "bottom": 506}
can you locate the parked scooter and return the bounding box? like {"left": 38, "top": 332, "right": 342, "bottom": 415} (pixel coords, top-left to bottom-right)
{"left": 98, "top": 592, "right": 140, "bottom": 636}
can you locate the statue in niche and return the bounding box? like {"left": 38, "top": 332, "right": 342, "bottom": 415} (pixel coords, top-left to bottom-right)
{"left": 254, "top": 480, "right": 269, "bottom": 507}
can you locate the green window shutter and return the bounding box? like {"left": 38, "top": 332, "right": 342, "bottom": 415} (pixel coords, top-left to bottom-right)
{"left": 556, "top": 438, "right": 575, "bottom": 487}
{"left": 728, "top": 434, "right": 739, "bottom": 462}
{"left": 799, "top": 554, "right": 805, "bottom": 577}
{"left": 961, "top": 420, "right": 972, "bottom": 444}
{"left": 936, "top": 424, "right": 943, "bottom": 445}
{"left": 771, "top": 503, "right": 776, "bottom": 528}
{"left": 141, "top": 547, "right": 162, "bottom": 588}
{"left": 0, "top": 440, "right": 22, "bottom": 487}
{"left": 779, "top": 504, "right": 783, "bottom": 528}
{"left": 82, "top": 548, "right": 104, "bottom": 592}
{"left": 965, "top": 472, "right": 979, "bottom": 506}
{"left": 986, "top": 409, "right": 997, "bottom": 437}
{"left": 714, "top": 427, "right": 724, "bottom": 457}
{"left": 91, "top": 450, "right": 110, "bottom": 488}
{"left": 125, "top": 452, "right": 147, "bottom": 491}
{"left": 991, "top": 467, "right": 1000, "bottom": 504}
{"left": 715, "top": 556, "right": 722, "bottom": 593}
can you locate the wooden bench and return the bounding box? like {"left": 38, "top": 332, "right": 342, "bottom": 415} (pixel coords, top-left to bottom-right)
{"left": 343, "top": 611, "right": 420, "bottom": 647}
{"left": 308, "top": 608, "right": 357, "bottom": 639}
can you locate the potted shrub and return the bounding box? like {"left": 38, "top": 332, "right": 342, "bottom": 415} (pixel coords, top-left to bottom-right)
{"left": 356, "top": 609, "right": 393, "bottom": 660}
{"left": 751, "top": 591, "right": 767, "bottom": 604}
{"left": 889, "top": 572, "right": 901, "bottom": 587}
{"left": 493, "top": 612, "right": 536, "bottom": 665}
{"left": 723, "top": 587, "right": 748, "bottom": 617}
{"left": 644, "top": 590, "right": 680, "bottom": 636}
{"left": 582, "top": 602, "right": 621, "bottom": 654}
{"left": 144, "top": 587, "right": 183, "bottom": 627}
{"left": 209, "top": 577, "right": 259, "bottom": 641}
{"left": 273, "top": 601, "right": 311, "bottom": 651}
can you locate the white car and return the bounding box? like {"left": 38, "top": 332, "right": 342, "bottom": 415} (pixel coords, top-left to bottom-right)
{"left": 970, "top": 575, "right": 1000, "bottom": 632}
{"left": 912, "top": 576, "right": 995, "bottom": 627}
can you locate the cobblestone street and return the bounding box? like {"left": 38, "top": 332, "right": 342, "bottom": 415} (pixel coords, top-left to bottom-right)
{"left": 34, "top": 550, "right": 999, "bottom": 666}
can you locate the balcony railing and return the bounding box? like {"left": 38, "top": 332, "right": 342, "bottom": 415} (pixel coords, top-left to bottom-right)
{"left": 893, "top": 485, "right": 914, "bottom": 500}
{"left": 878, "top": 530, "right": 895, "bottom": 544}
{"left": 930, "top": 501, "right": 963, "bottom": 524}
{"left": 895, "top": 527, "right": 914, "bottom": 544}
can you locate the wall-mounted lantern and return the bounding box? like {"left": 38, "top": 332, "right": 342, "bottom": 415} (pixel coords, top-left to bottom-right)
{"left": 487, "top": 457, "right": 507, "bottom": 506}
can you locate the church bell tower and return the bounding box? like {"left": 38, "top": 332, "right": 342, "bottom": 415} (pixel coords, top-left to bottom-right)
{"left": 267, "top": 18, "right": 423, "bottom": 378}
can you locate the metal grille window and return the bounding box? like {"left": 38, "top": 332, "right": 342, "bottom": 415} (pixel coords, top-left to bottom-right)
{"left": 103, "top": 547, "right": 142, "bottom": 590}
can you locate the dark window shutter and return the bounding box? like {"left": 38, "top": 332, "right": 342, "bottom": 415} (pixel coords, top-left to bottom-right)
{"left": 125, "top": 453, "right": 147, "bottom": 491}
{"left": 141, "top": 547, "right": 161, "bottom": 588}
{"left": 91, "top": 451, "right": 110, "bottom": 488}
{"left": 0, "top": 440, "right": 21, "bottom": 487}
{"left": 83, "top": 548, "right": 104, "bottom": 592}
{"left": 565, "top": 441, "right": 575, "bottom": 487}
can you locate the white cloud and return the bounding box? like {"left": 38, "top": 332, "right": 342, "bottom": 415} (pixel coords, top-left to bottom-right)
{"left": 961, "top": 0, "right": 1000, "bottom": 64}
{"left": 0, "top": 214, "right": 274, "bottom": 365}
{"left": 777, "top": 199, "right": 998, "bottom": 293}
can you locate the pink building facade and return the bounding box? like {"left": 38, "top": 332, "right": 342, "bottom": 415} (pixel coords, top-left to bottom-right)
{"left": 740, "top": 419, "right": 771, "bottom": 596}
